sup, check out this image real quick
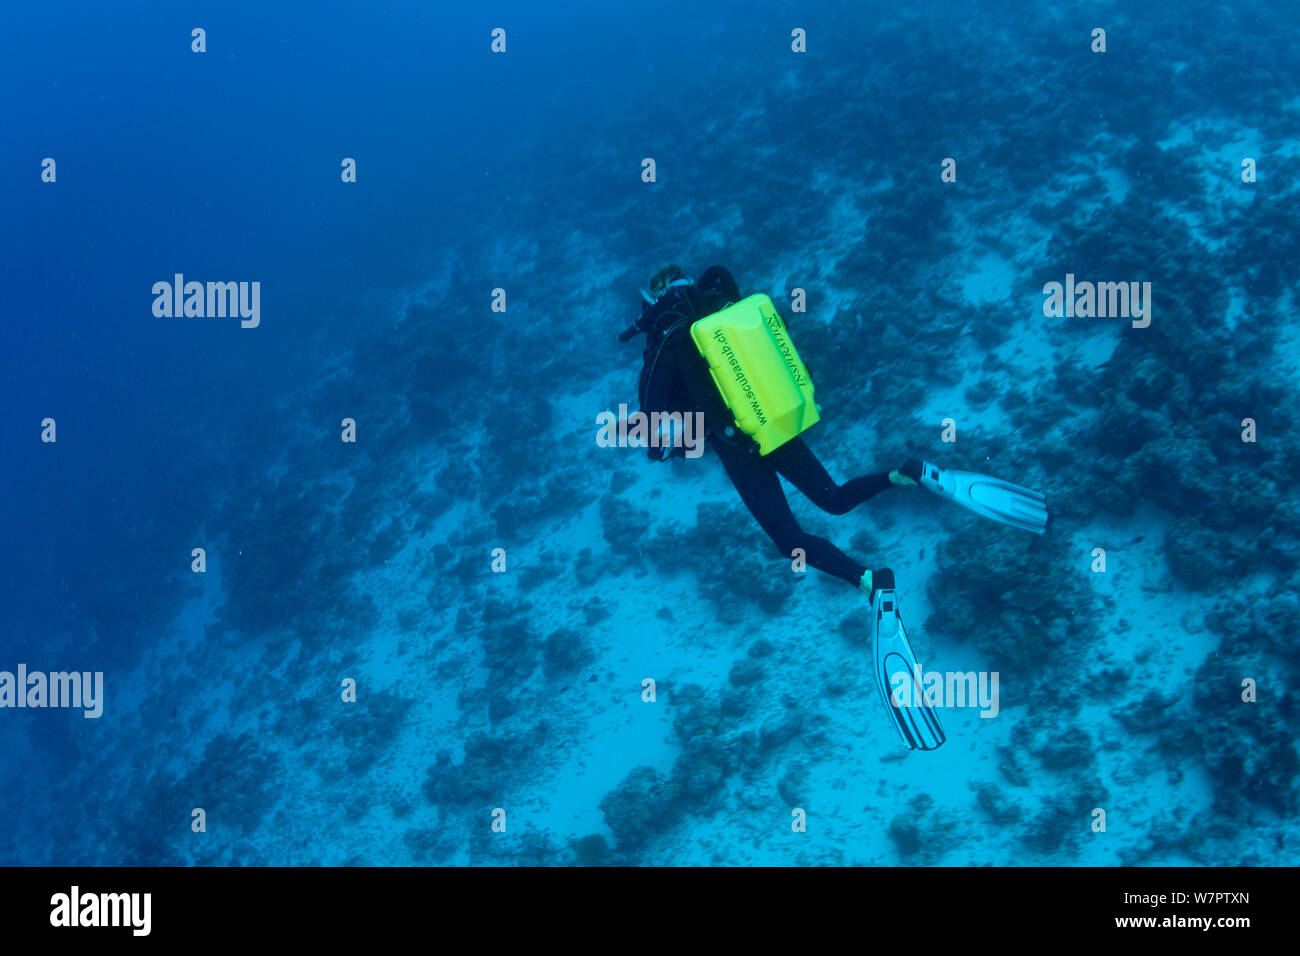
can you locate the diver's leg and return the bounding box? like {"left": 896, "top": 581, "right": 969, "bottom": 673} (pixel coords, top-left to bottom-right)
{"left": 769, "top": 438, "right": 895, "bottom": 515}
{"left": 715, "top": 441, "right": 867, "bottom": 588}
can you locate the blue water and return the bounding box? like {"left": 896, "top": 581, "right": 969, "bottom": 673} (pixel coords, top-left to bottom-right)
{"left": 2, "top": 0, "right": 1297, "bottom": 865}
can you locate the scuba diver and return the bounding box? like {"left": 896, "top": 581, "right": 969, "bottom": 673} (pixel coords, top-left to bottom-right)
{"left": 619, "top": 264, "right": 1049, "bottom": 751}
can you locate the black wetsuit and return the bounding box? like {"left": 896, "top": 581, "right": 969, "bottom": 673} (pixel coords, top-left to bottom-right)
{"left": 635, "top": 265, "right": 899, "bottom": 589}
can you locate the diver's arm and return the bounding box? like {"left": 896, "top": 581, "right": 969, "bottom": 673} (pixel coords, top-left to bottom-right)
{"left": 639, "top": 337, "right": 679, "bottom": 461}
{"left": 673, "top": 339, "right": 741, "bottom": 444}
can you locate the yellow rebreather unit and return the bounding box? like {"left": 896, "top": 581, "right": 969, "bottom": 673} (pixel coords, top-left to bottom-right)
{"left": 689, "top": 294, "right": 820, "bottom": 455}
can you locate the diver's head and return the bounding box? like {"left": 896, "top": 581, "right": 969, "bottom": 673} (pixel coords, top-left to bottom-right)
{"left": 641, "top": 263, "right": 694, "bottom": 305}
{"left": 619, "top": 263, "right": 697, "bottom": 342}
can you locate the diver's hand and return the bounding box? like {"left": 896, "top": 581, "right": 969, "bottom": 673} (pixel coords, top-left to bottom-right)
{"left": 651, "top": 416, "right": 682, "bottom": 461}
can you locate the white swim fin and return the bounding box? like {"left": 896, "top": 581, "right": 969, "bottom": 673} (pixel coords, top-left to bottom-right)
{"left": 914, "top": 461, "right": 1049, "bottom": 535}
{"left": 870, "top": 569, "right": 946, "bottom": 751}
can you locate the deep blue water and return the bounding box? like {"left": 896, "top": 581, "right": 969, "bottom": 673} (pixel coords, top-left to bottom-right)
{"left": 1, "top": 0, "right": 1297, "bottom": 866}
